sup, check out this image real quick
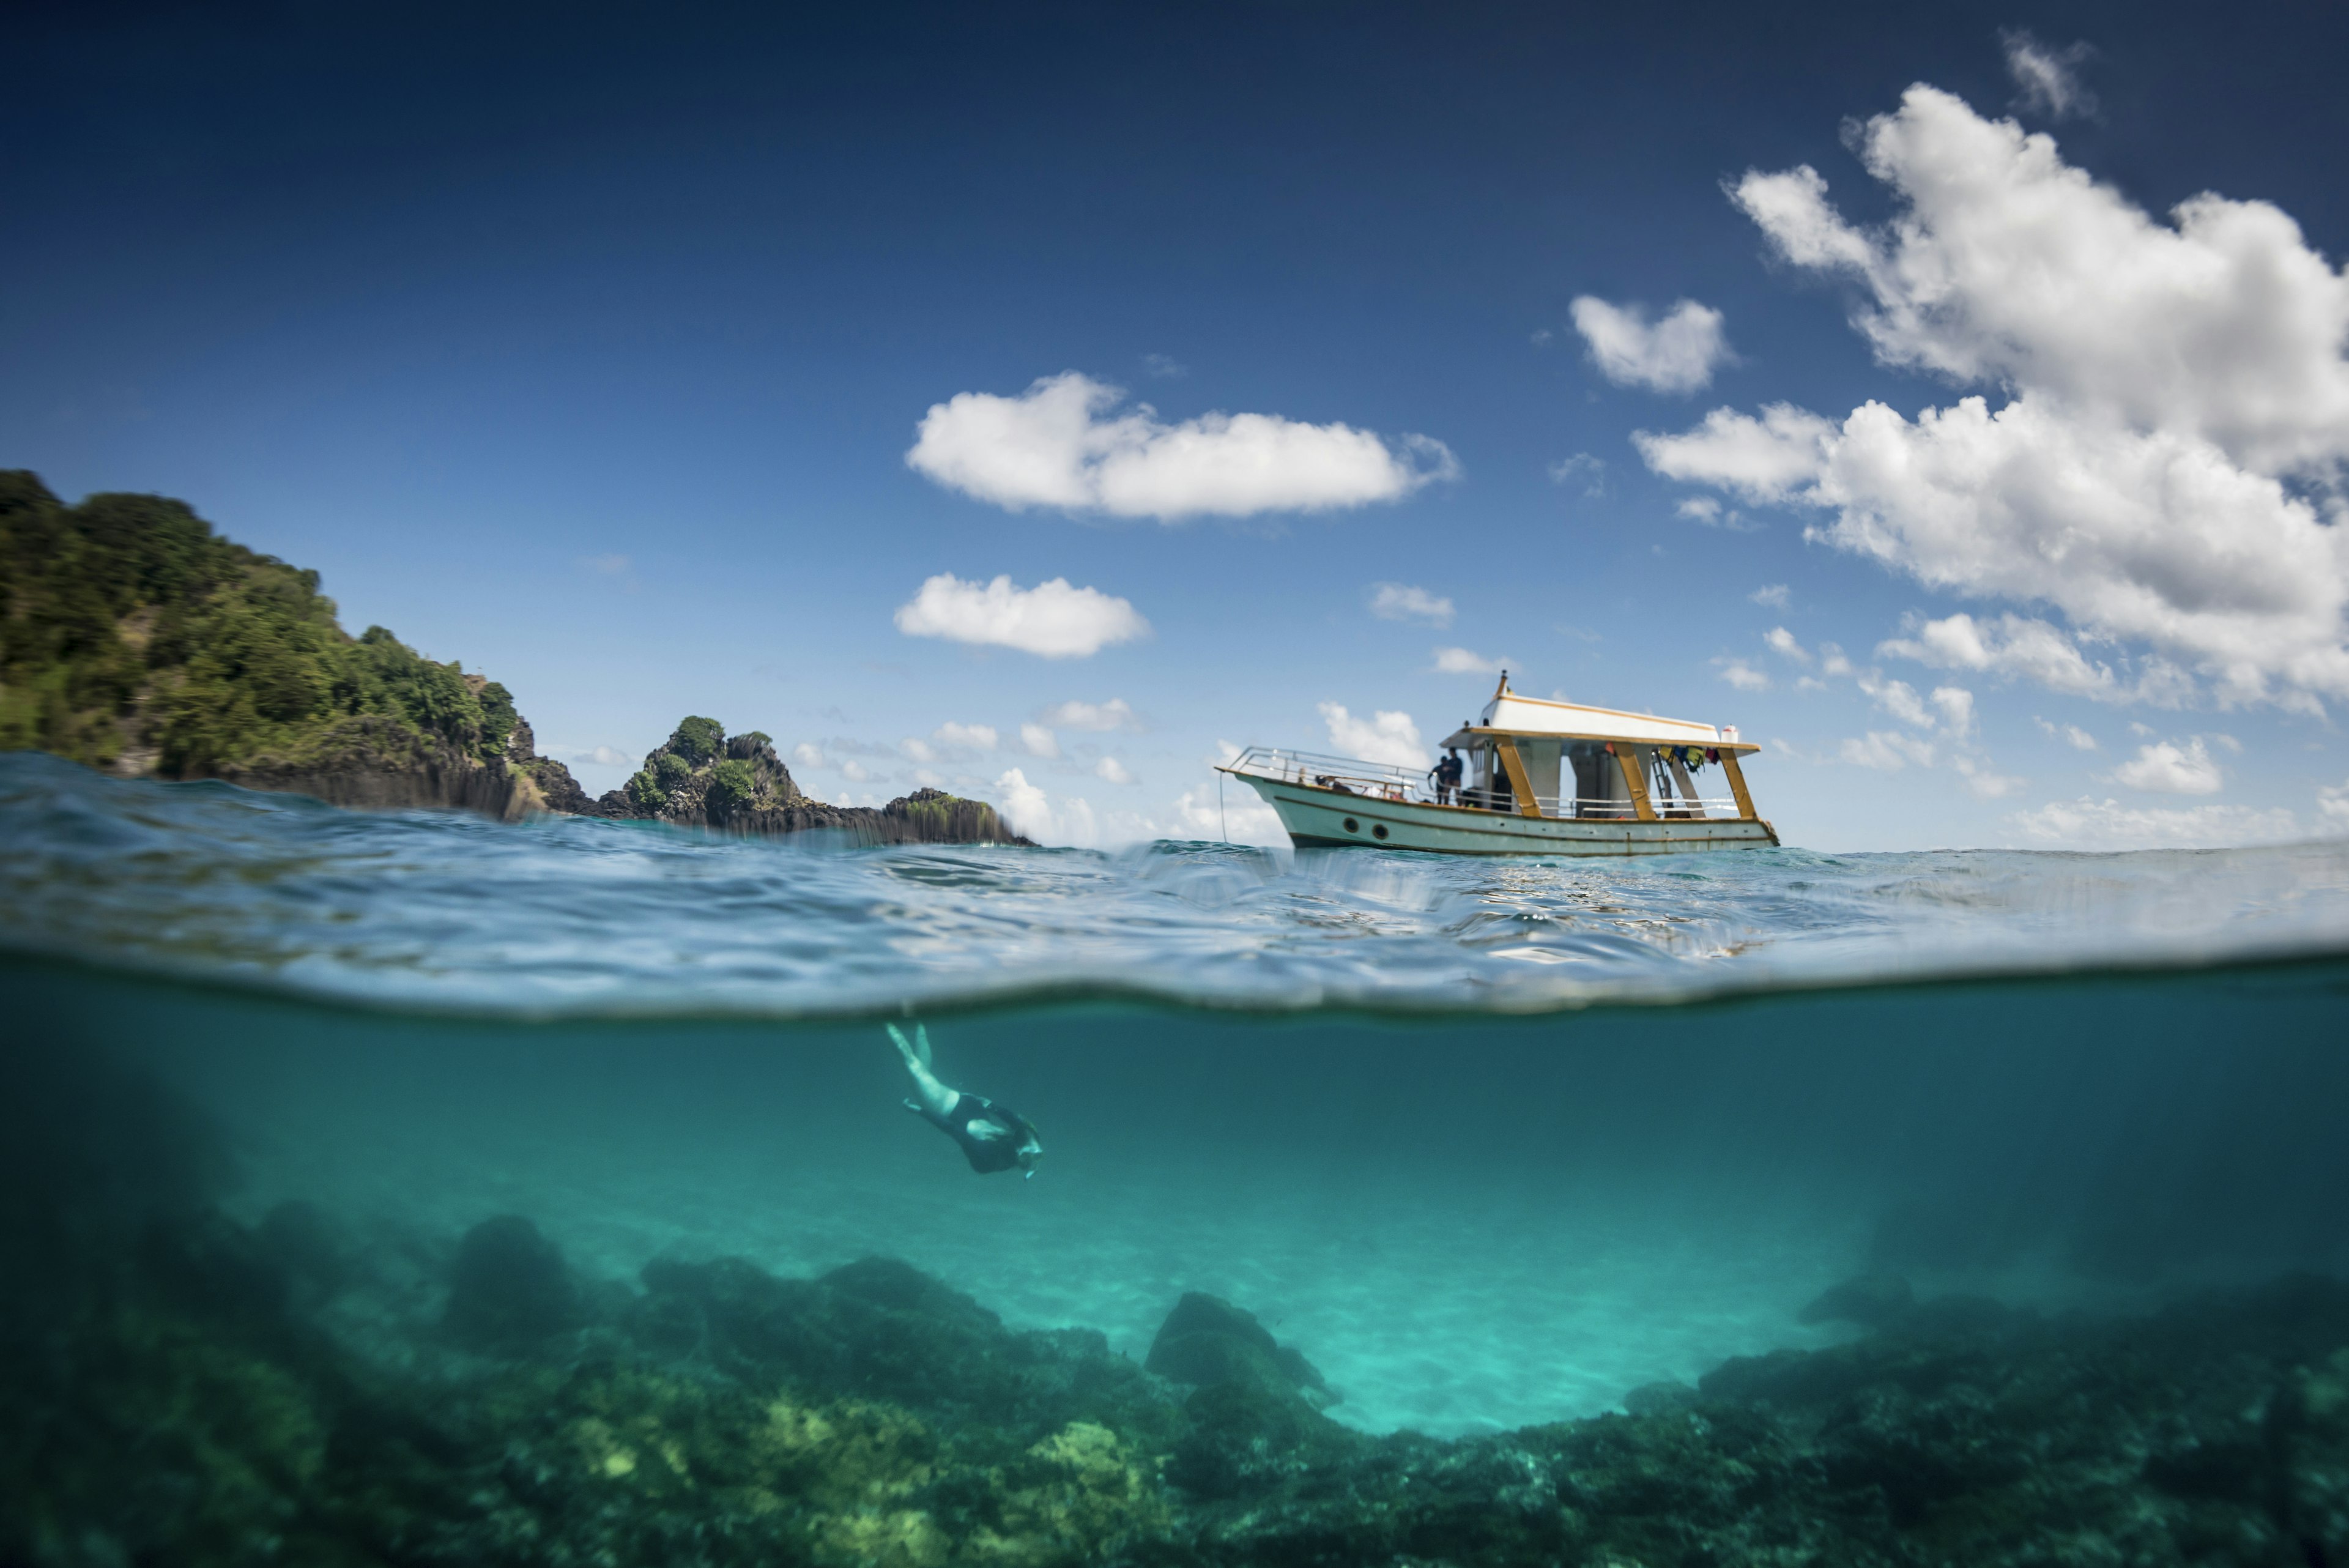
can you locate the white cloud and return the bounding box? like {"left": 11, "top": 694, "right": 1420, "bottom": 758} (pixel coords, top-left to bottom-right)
{"left": 1370, "top": 583, "right": 1455, "bottom": 627}
{"left": 991, "top": 767, "right": 1099, "bottom": 847}
{"left": 2002, "top": 29, "right": 2096, "bottom": 121}
{"left": 895, "top": 573, "right": 1150, "bottom": 659}
{"left": 899, "top": 737, "right": 937, "bottom": 764}
{"left": 1715, "top": 656, "right": 1771, "bottom": 692}
{"left": 2320, "top": 778, "right": 2349, "bottom": 828}
{"left": 1930, "top": 685, "right": 1976, "bottom": 739}
{"left": 1318, "top": 702, "right": 1428, "bottom": 768}
{"left": 932, "top": 722, "right": 998, "bottom": 752}
{"left": 2112, "top": 737, "right": 2224, "bottom": 795}
{"left": 2035, "top": 718, "right": 2099, "bottom": 751}
{"left": 1548, "top": 453, "right": 1606, "bottom": 496}
{"left": 1432, "top": 646, "right": 1513, "bottom": 675}
{"left": 1094, "top": 756, "right": 1135, "bottom": 786}
{"left": 2008, "top": 797, "right": 2300, "bottom": 850}
{"left": 1762, "top": 626, "right": 1811, "bottom": 664}
{"left": 1874, "top": 612, "right": 2159, "bottom": 702}
{"left": 1173, "top": 784, "right": 1285, "bottom": 845}
{"left": 1570, "top": 297, "right": 1733, "bottom": 393}
{"left": 792, "top": 742, "right": 828, "bottom": 770}
{"left": 1841, "top": 730, "right": 1936, "bottom": 770}
{"left": 1952, "top": 755, "right": 2026, "bottom": 799}
{"left": 1142, "top": 353, "right": 1187, "bottom": 379}
{"left": 1039, "top": 697, "right": 1138, "bottom": 732}
{"left": 1673, "top": 495, "right": 1756, "bottom": 531}
{"left": 1638, "top": 85, "right": 2349, "bottom": 710}
{"left": 1019, "top": 723, "right": 1059, "bottom": 759}
{"left": 1751, "top": 584, "right": 1791, "bottom": 609}
{"left": 840, "top": 759, "right": 875, "bottom": 783}
{"left": 1857, "top": 672, "right": 1934, "bottom": 729}
{"left": 551, "top": 743, "right": 636, "bottom": 768}
{"left": 1639, "top": 404, "right": 1835, "bottom": 502}
{"left": 906, "top": 371, "right": 1458, "bottom": 520}
{"left": 1818, "top": 642, "right": 1854, "bottom": 678}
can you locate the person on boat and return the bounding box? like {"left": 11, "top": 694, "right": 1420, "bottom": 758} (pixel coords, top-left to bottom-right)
{"left": 1431, "top": 749, "right": 1463, "bottom": 804}
{"left": 886, "top": 1022, "right": 1043, "bottom": 1178}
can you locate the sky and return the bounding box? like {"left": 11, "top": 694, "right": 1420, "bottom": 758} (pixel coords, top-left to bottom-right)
{"left": 7, "top": 1, "right": 2349, "bottom": 851}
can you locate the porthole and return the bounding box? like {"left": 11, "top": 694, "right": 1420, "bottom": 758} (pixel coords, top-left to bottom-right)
{"left": 1371, "top": 823, "right": 1390, "bottom": 840}
{"left": 1342, "top": 817, "right": 1359, "bottom": 833}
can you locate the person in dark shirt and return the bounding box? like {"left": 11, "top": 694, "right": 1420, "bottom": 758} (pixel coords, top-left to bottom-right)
{"left": 886, "top": 1023, "right": 1043, "bottom": 1177}
{"left": 1432, "top": 749, "right": 1464, "bottom": 804}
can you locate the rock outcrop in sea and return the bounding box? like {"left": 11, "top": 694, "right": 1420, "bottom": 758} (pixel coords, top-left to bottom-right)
{"left": 585, "top": 715, "right": 1028, "bottom": 847}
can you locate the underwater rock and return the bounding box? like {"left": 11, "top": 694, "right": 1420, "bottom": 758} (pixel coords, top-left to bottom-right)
{"left": 256, "top": 1200, "right": 354, "bottom": 1311}
{"left": 1620, "top": 1378, "right": 1700, "bottom": 1415}
{"left": 443, "top": 1214, "right": 584, "bottom": 1351}
{"left": 1145, "top": 1291, "right": 1334, "bottom": 1407}
{"left": 1798, "top": 1271, "right": 1915, "bottom": 1327}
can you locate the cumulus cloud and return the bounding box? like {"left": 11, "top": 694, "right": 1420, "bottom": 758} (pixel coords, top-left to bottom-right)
{"left": 2008, "top": 798, "right": 2299, "bottom": 850}
{"left": 2002, "top": 29, "right": 2097, "bottom": 121}
{"left": 1370, "top": 583, "right": 1455, "bottom": 627}
{"left": 792, "top": 742, "right": 828, "bottom": 770}
{"left": 1432, "top": 647, "right": 1513, "bottom": 675}
{"left": 1570, "top": 297, "right": 1733, "bottom": 393}
{"left": 1857, "top": 672, "right": 1934, "bottom": 729}
{"left": 932, "top": 722, "right": 998, "bottom": 752}
{"left": 2321, "top": 778, "right": 2349, "bottom": 828}
{"left": 1318, "top": 702, "right": 1428, "bottom": 768}
{"left": 1094, "top": 756, "right": 1135, "bottom": 786}
{"left": 992, "top": 767, "right": 1099, "bottom": 846}
{"left": 899, "top": 737, "right": 937, "bottom": 764}
{"left": 1751, "top": 584, "right": 1791, "bottom": 609}
{"left": 906, "top": 371, "right": 1458, "bottom": 521}
{"left": 895, "top": 574, "right": 1149, "bottom": 658}
{"left": 1637, "top": 85, "right": 2349, "bottom": 710}
{"left": 1039, "top": 697, "right": 1138, "bottom": 732}
{"left": 1019, "top": 723, "right": 1059, "bottom": 758}
{"left": 1548, "top": 453, "right": 1607, "bottom": 496}
{"left": 1763, "top": 626, "right": 1811, "bottom": 664}
{"left": 1841, "top": 730, "right": 1935, "bottom": 770}
{"left": 1715, "top": 656, "right": 1770, "bottom": 692}
{"left": 1173, "top": 782, "right": 1285, "bottom": 845}
{"left": 1952, "top": 755, "right": 2026, "bottom": 799}
{"left": 2112, "top": 737, "right": 2224, "bottom": 795}
{"left": 2035, "top": 718, "right": 2099, "bottom": 751}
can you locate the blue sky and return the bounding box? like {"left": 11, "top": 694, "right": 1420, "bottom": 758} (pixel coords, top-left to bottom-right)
{"left": 8, "top": 2, "right": 2349, "bottom": 850}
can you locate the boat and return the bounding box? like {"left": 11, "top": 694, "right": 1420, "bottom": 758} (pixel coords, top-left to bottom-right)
{"left": 1218, "top": 674, "right": 1777, "bottom": 855}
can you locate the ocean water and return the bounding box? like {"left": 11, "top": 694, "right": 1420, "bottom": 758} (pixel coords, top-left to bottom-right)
{"left": 7, "top": 748, "right": 2349, "bottom": 1441}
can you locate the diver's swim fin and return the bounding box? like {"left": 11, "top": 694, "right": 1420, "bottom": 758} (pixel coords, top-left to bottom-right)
{"left": 913, "top": 1023, "right": 933, "bottom": 1068}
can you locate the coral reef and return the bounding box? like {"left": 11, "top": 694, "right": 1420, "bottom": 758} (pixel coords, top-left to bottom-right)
{"left": 9, "top": 1050, "right": 2349, "bottom": 1565}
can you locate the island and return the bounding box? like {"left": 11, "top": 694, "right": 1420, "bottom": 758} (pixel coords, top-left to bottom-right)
{"left": 0, "top": 472, "right": 1025, "bottom": 846}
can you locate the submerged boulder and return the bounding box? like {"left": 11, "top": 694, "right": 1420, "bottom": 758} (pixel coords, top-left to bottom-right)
{"left": 443, "top": 1214, "right": 583, "bottom": 1351}
{"left": 1145, "top": 1291, "right": 1334, "bottom": 1407}
{"left": 1799, "top": 1271, "right": 1915, "bottom": 1328}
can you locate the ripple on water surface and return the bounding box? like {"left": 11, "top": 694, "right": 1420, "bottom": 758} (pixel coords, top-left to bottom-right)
{"left": 4, "top": 751, "right": 2349, "bottom": 1016}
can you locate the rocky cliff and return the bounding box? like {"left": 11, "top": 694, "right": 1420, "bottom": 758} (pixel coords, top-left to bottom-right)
{"left": 585, "top": 716, "right": 1030, "bottom": 847}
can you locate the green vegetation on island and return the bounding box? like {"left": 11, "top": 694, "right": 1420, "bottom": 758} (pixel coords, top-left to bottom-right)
{"left": 0, "top": 470, "right": 1023, "bottom": 842}
{"left": 0, "top": 470, "right": 521, "bottom": 783}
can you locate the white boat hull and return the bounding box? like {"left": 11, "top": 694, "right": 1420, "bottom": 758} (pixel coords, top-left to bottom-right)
{"left": 1234, "top": 773, "right": 1777, "bottom": 856}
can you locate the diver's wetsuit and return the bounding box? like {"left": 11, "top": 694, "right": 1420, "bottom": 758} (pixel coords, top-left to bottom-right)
{"left": 912, "top": 1093, "right": 1040, "bottom": 1175}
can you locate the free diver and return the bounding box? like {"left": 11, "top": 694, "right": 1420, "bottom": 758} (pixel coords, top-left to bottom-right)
{"left": 886, "top": 1022, "right": 1043, "bottom": 1178}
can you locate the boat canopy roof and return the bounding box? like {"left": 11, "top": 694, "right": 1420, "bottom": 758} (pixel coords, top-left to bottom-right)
{"left": 1436, "top": 677, "right": 1755, "bottom": 752}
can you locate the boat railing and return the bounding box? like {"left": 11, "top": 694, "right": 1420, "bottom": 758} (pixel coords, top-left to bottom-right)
{"left": 1224, "top": 748, "right": 1740, "bottom": 821}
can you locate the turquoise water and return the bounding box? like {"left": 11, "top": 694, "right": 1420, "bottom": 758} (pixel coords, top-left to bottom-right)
{"left": 7, "top": 749, "right": 2349, "bottom": 1437}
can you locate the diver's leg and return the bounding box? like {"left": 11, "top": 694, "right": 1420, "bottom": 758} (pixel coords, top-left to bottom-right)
{"left": 886, "top": 1024, "right": 959, "bottom": 1118}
